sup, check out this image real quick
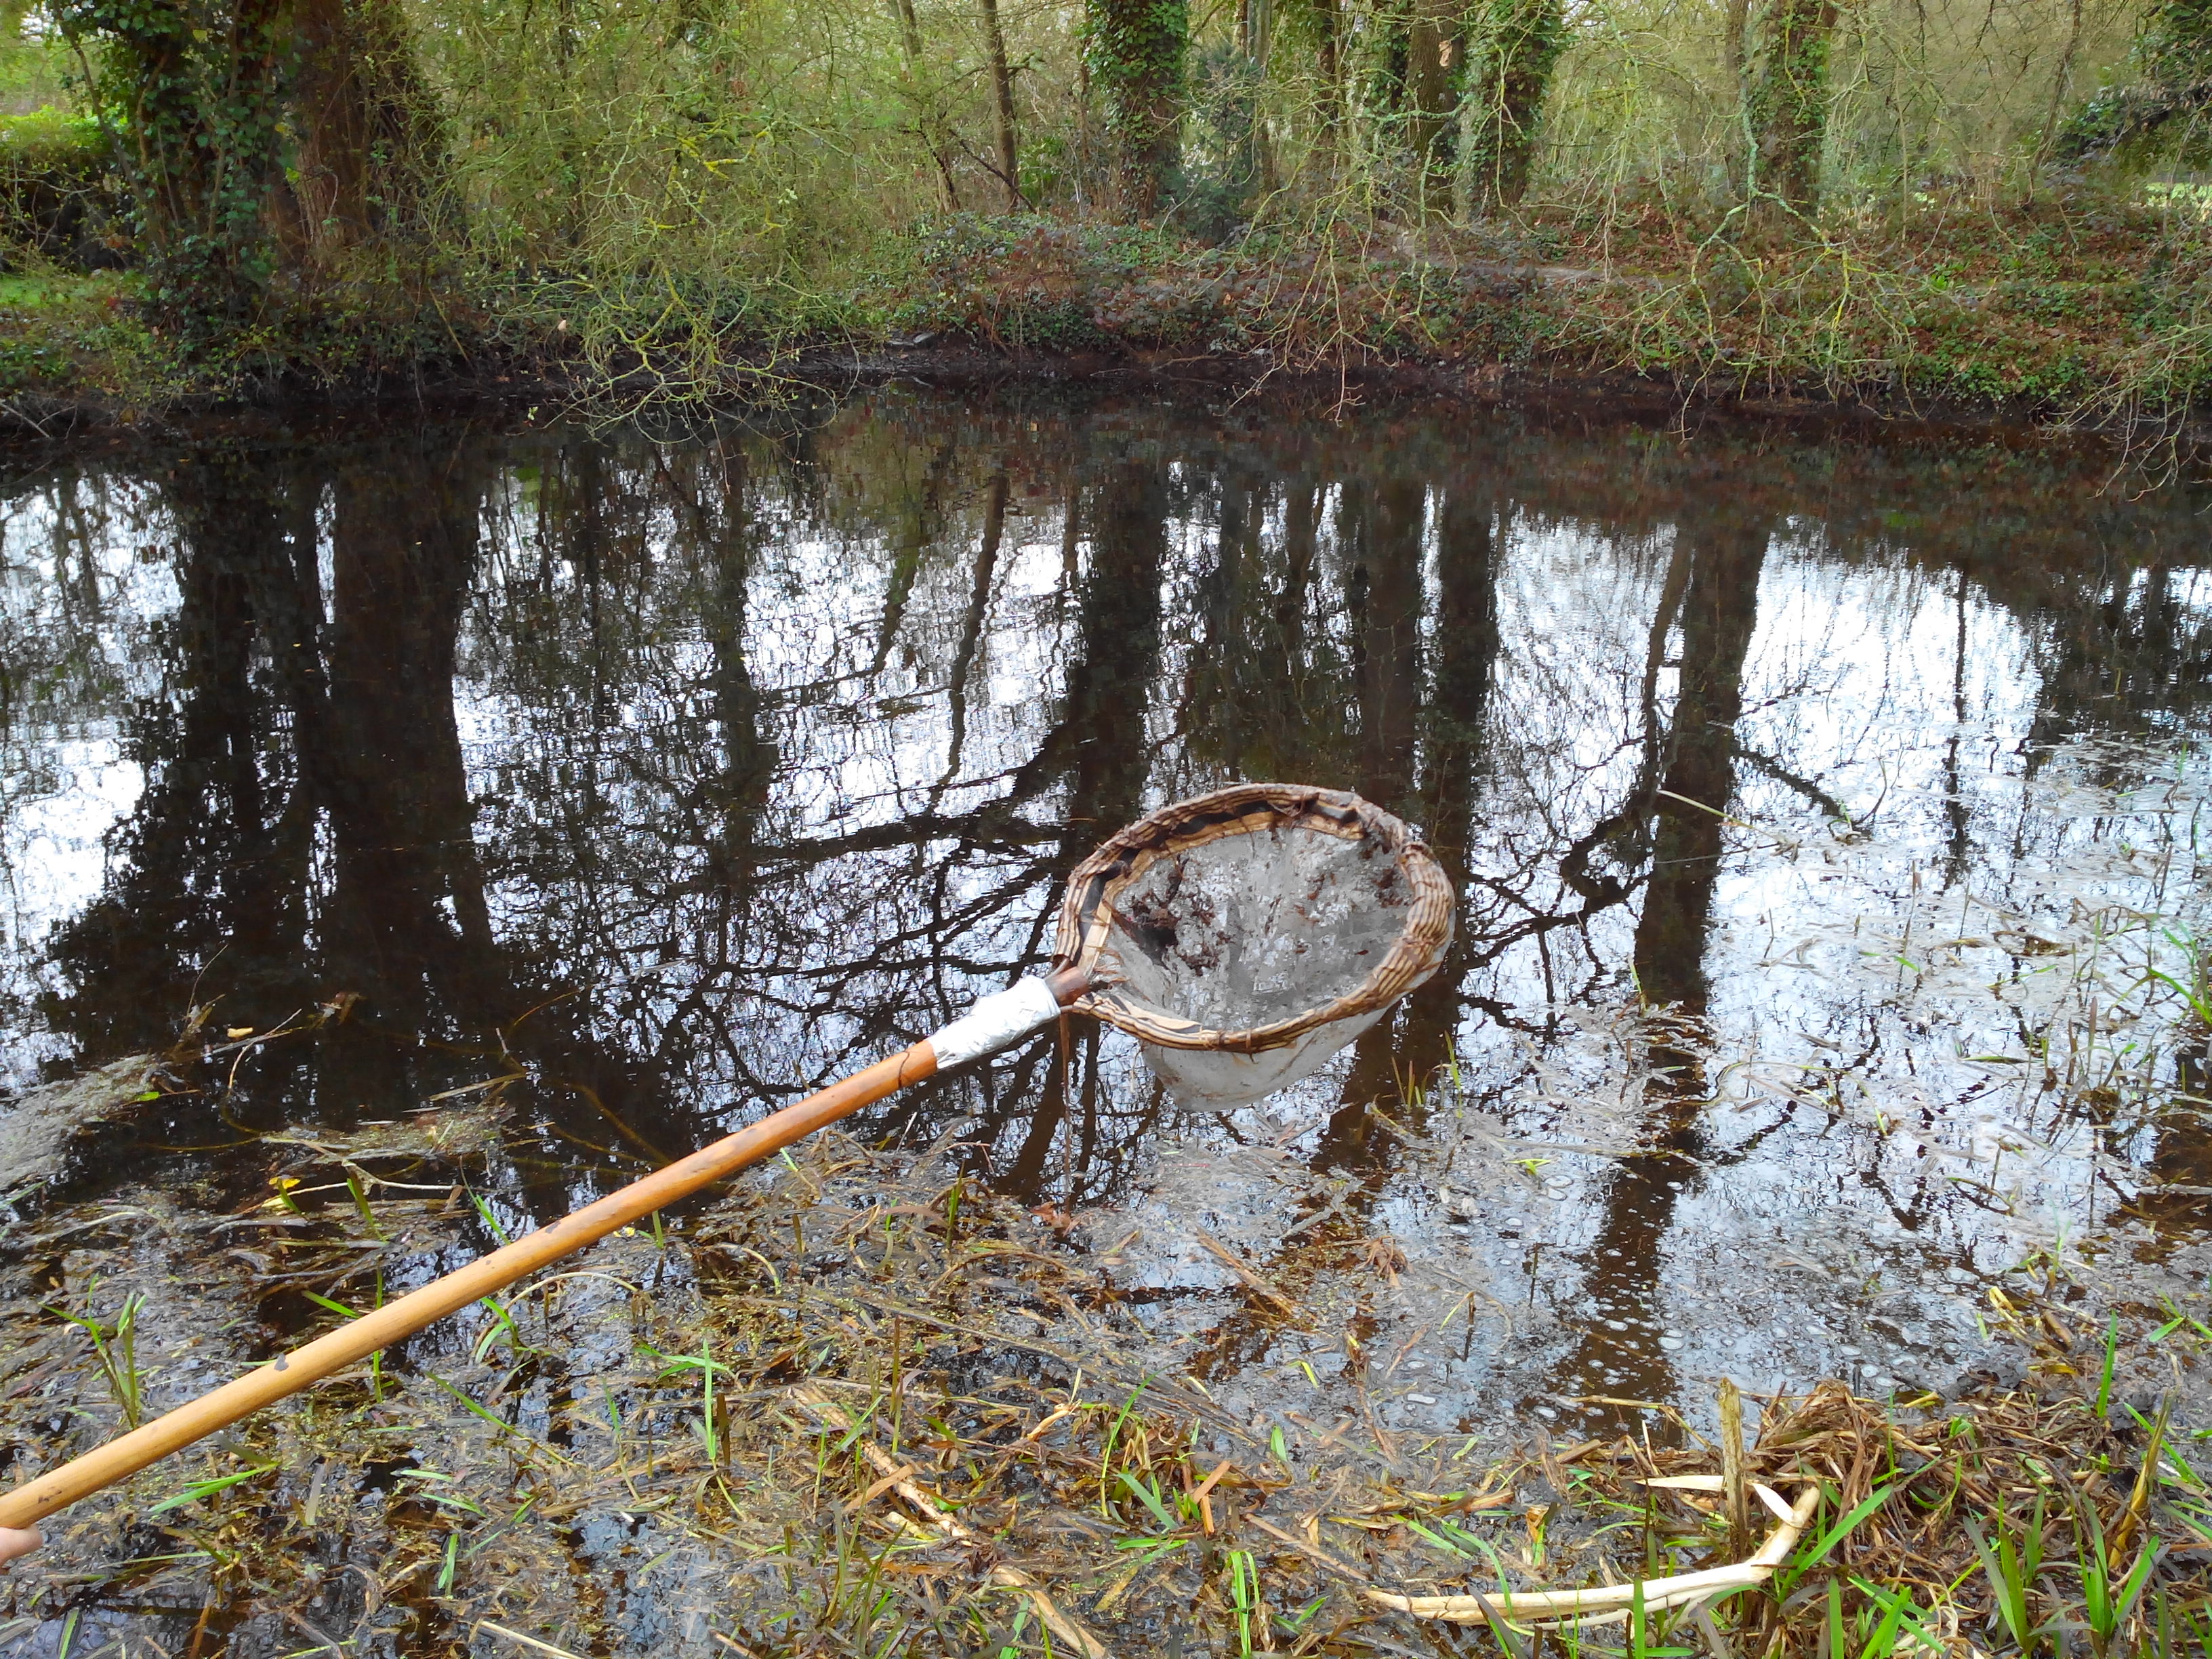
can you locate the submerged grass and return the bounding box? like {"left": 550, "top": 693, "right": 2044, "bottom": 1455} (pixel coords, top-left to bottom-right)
{"left": 0, "top": 1087, "right": 2207, "bottom": 1656}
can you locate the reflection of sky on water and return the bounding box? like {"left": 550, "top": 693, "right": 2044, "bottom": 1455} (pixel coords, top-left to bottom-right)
{"left": 1088, "top": 499, "right": 2206, "bottom": 1422}
{"left": 1, "top": 395, "right": 2209, "bottom": 1431}
{"left": 0, "top": 742, "right": 142, "bottom": 1083}
{"left": 0, "top": 482, "right": 176, "bottom": 1085}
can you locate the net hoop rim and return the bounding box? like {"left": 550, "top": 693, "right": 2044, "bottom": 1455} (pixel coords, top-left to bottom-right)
{"left": 1050, "top": 783, "right": 1454, "bottom": 1055}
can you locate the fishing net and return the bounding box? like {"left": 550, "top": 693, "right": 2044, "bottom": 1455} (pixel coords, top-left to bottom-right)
{"left": 1052, "top": 784, "right": 1455, "bottom": 1108}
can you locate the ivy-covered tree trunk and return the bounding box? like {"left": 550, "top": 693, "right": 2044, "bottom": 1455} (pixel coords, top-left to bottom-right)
{"left": 1404, "top": 0, "right": 1460, "bottom": 217}
{"left": 1742, "top": 0, "right": 1839, "bottom": 239}
{"left": 290, "top": 0, "right": 443, "bottom": 257}
{"left": 1085, "top": 0, "right": 1189, "bottom": 218}
{"left": 59, "top": 0, "right": 448, "bottom": 324}
{"left": 58, "top": 0, "right": 291, "bottom": 323}
{"left": 1460, "top": 0, "right": 1565, "bottom": 210}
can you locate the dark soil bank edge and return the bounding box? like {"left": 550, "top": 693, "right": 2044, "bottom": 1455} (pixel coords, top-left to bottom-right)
{"left": 0, "top": 336, "right": 2186, "bottom": 472}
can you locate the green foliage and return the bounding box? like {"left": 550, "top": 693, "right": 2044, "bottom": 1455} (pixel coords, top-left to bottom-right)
{"left": 0, "top": 103, "right": 108, "bottom": 167}
{"left": 146, "top": 1461, "right": 279, "bottom": 1516}
{"left": 48, "top": 1286, "right": 146, "bottom": 1429}
{"left": 2143, "top": 0, "right": 2212, "bottom": 83}
{"left": 2058, "top": 0, "right": 2212, "bottom": 164}
{"left": 1967, "top": 1498, "right": 2053, "bottom": 1654}
{"left": 0, "top": 0, "right": 2194, "bottom": 436}
{"left": 0, "top": 3, "right": 73, "bottom": 111}
{"left": 54, "top": 0, "right": 290, "bottom": 325}
{"left": 2070, "top": 1501, "right": 2162, "bottom": 1657}
{"left": 417, "top": 0, "right": 943, "bottom": 384}
{"left": 0, "top": 105, "right": 119, "bottom": 262}
{"left": 1181, "top": 41, "right": 1267, "bottom": 237}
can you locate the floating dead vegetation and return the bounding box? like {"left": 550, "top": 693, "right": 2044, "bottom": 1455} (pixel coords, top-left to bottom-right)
{"left": 1, "top": 1113, "right": 2208, "bottom": 1657}
{"left": 0, "top": 1055, "right": 173, "bottom": 1200}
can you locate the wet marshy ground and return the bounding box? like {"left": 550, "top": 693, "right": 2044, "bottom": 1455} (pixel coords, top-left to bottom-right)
{"left": 0, "top": 389, "right": 2209, "bottom": 1655}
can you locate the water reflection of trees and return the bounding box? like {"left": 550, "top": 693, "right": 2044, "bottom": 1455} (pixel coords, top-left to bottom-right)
{"left": 10, "top": 397, "right": 2211, "bottom": 1278}
{"left": 1551, "top": 503, "right": 1769, "bottom": 1420}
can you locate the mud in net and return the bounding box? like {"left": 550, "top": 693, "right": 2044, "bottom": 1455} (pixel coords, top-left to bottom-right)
{"left": 1052, "top": 784, "right": 1454, "bottom": 1108}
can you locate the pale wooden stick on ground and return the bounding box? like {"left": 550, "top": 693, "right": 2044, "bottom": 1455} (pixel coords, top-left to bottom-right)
{"left": 1364, "top": 1481, "right": 1822, "bottom": 1627}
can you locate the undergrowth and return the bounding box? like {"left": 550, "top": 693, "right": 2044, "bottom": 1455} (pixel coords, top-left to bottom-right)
{"left": 877, "top": 191, "right": 2212, "bottom": 447}
{"left": 0, "top": 173, "right": 2206, "bottom": 470}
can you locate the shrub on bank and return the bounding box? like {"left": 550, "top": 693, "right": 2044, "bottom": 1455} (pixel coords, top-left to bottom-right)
{"left": 0, "top": 109, "right": 123, "bottom": 270}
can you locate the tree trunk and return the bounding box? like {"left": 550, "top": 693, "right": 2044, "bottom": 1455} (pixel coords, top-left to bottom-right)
{"left": 893, "top": 0, "right": 962, "bottom": 209}
{"left": 320, "top": 441, "right": 498, "bottom": 1029}
{"left": 1461, "top": 0, "right": 1566, "bottom": 210}
{"left": 1084, "top": 0, "right": 1189, "bottom": 217}
{"left": 1240, "top": 0, "right": 1277, "bottom": 190}
{"left": 1723, "top": 0, "right": 1752, "bottom": 203}
{"left": 978, "top": 0, "right": 1023, "bottom": 207}
{"left": 1552, "top": 506, "right": 1766, "bottom": 1420}
{"left": 1313, "top": 0, "right": 1345, "bottom": 184}
{"left": 1404, "top": 0, "right": 1459, "bottom": 217}
{"left": 289, "top": 0, "right": 441, "bottom": 258}
{"left": 1742, "top": 0, "right": 1838, "bottom": 240}
{"left": 291, "top": 0, "right": 369, "bottom": 249}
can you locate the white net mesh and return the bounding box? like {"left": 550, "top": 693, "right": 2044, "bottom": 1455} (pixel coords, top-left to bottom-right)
{"left": 1100, "top": 830, "right": 1408, "bottom": 1104}
{"left": 1054, "top": 785, "right": 1454, "bottom": 1109}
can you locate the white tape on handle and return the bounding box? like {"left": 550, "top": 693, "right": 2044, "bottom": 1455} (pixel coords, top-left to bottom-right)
{"left": 927, "top": 977, "right": 1064, "bottom": 1071}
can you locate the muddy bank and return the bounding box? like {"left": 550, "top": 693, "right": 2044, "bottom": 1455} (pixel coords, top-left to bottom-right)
{"left": 5, "top": 197, "right": 2211, "bottom": 462}
{"left": 2, "top": 340, "right": 2203, "bottom": 480}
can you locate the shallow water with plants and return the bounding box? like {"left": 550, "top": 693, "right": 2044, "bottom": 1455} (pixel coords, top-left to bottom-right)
{"left": 0, "top": 388, "right": 2208, "bottom": 1656}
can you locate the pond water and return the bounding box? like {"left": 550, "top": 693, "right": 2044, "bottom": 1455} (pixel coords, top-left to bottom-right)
{"left": 3, "top": 385, "right": 2210, "bottom": 1448}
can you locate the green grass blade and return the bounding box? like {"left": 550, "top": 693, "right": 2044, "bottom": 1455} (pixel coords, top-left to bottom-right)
{"left": 1776, "top": 1484, "right": 1897, "bottom": 1597}
{"left": 146, "top": 1462, "right": 279, "bottom": 1515}
{"left": 1115, "top": 1471, "right": 1176, "bottom": 1530}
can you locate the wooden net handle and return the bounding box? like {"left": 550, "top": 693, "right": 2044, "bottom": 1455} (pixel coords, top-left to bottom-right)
{"left": 0, "top": 1036, "right": 954, "bottom": 1531}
